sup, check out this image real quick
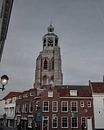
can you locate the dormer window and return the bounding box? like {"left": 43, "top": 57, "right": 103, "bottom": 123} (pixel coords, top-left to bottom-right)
{"left": 70, "top": 90, "right": 77, "bottom": 96}
{"left": 48, "top": 91, "right": 53, "bottom": 97}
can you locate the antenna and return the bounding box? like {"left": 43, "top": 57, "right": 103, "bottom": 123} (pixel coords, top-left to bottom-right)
{"left": 50, "top": 16, "right": 52, "bottom": 25}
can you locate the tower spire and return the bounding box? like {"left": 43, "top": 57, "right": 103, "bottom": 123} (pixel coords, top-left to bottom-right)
{"left": 47, "top": 17, "right": 54, "bottom": 33}
{"left": 34, "top": 24, "right": 63, "bottom": 89}
{"left": 50, "top": 16, "right": 52, "bottom": 25}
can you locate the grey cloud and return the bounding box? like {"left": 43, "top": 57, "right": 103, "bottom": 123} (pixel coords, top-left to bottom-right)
{"left": 0, "top": 0, "right": 104, "bottom": 98}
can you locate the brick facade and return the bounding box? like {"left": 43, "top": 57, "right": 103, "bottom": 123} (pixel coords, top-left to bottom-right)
{"left": 35, "top": 85, "right": 94, "bottom": 130}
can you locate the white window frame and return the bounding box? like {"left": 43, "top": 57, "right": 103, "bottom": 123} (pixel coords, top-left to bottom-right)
{"left": 52, "top": 101, "right": 58, "bottom": 112}
{"left": 43, "top": 101, "right": 49, "bottom": 112}
{"left": 22, "top": 104, "right": 25, "bottom": 113}
{"left": 71, "top": 101, "right": 78, "bottom": 112}
{"left": 71, "top": 117, "right": 78, "bottom": 128}
{"left": 42, "top": 116, "right": 49, "bottom": 130}
{"left": 61, "top": 116, "right": 68, "bottom": 128}
{"left": 80, "top": 101, "right": 84, "bottom": 108}
{"left": 52, "top": 116, "right": 58, "bottom": 128}
{"left": 48, "top": 91, "right": 53, "bottom": 97}
{"left": 81, "top": 117, "right": 87, "bottom": 128}
{"left": 28, "top": 117, "right": 32, "bottom": 128}
{"left": 61, "top": 101, "right": 68, "bottom": 112}
{"left": 29, "top": 102, "right": 33, "bottom": 113}
{"left": 70, "top": 90, "right": 77, "bottom": 96}
{"left": 30, "top": 92, "right": 34, "bottom": 96}
{"left": 87, "top": 101, "right": 91, "bottom": 108}
{"left": 25, "top": 103, "right": 28, "bottom": 113}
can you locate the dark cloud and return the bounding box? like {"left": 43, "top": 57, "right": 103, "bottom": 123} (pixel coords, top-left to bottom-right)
{"left": 0, "top": 0, "right": 104, "bottom": 98}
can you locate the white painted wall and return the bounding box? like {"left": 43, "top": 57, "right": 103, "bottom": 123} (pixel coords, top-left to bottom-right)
{"left": 87, "top": 118, "right": 92, "bottom": 130}
{"left": 0, "top": 100, "right": 5, "bottom": 118}
{"left": 93, "top": 94, "right": 104, "bottom": 129}
{"left": 4, "top": 98, "right": 16, "bottom": 119}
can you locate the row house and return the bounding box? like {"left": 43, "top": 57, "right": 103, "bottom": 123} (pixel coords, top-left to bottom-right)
{"left": 15, "top": 88, "right": 37, "bottom": 129}
{"left": 36, "top": 85, "right": 94, "bottom": 130}
{"left": 90, "top": 81, "right": 104, "bottom": 130}
{"left": 3, "top": 92, "right": 21, "bottom": 128}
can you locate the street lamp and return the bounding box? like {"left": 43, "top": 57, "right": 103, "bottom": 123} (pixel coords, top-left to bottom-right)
{"left": 34, "top": 105, "right": 42, "bottom": 130}
{"left": 0, "top": 75, "right": 9, "bottom": 91}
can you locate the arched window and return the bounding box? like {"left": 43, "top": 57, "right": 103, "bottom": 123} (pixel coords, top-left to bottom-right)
{"left": 43, "top": 38, "right": 46, "bottom": 47}
{"left": 44, "top": 59, "right": 48, "bottom": 69}
{"left": 43, "top": 38, "right": 46, "bottom": 44}
{"left": 55, "top": 37, "right": 58, "bottom": 46}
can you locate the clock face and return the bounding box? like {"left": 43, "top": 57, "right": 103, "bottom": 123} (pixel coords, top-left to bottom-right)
{"left": 48, "top": 37, "right": 53, "bottom": 43}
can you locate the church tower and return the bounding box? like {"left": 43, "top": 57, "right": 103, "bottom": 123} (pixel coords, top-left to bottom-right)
{"left": 34, "top": 24, "right": 63, "bottom": 89}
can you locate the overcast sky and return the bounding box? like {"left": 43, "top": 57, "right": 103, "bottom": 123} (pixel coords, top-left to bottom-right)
{"left": 0, "top": 0, "right": 104, "bottom": 98}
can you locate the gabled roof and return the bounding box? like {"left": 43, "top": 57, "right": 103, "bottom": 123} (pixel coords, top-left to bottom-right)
{"left": 3, "top": 92, "right": 21, "bottom": 100}
{"left": 90, "top": 82, "right": 104, "bottom": 93}
{"left": 22, "top": 88, "right": 36, "bottom": 94}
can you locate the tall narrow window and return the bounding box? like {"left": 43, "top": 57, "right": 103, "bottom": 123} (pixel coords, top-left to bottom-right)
{"left": 71, "top": 117, "right": 78, "bottom": 128}
{"left": 61, "top": 117, "right": 68, "bottom": 128}
{"left": 52, "top": 101, "right": 58, "bottom": 112}
{"left": 52, "top": 116, "right": 58, "bottom": 128}
{"left": 43, "top": 101, "right": 49, "bottom": 112}
{"left": 42, "top": 116, "right": 49, "bottom": 130}
{"left": 71, "top": 101, "right": 78, "bottom": 112}
{"left": 61, "top": 101, "right": 68, "bottom": 112}
{"left": 80, "top": 101, "right": 84, "bottom": 108}
{"left": 29, "top": 102, "right": 33, "bottom": 113}
{"left": 44, "top": 59, "right": 48, "bottom": 69}
{"left": 49, "top": 58, "right": 54, "bottom": 71}
{"left": 25, "top": 104, "right": 28, "bottom": 113}
{"left": 55, "top": 37, "right": 58, "bottom": 46}
{"left": 87, "top": 101, "right": 91, "bottom": 108}
{"left": 81, "top": 117, "right": 86, "bottom": 128}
